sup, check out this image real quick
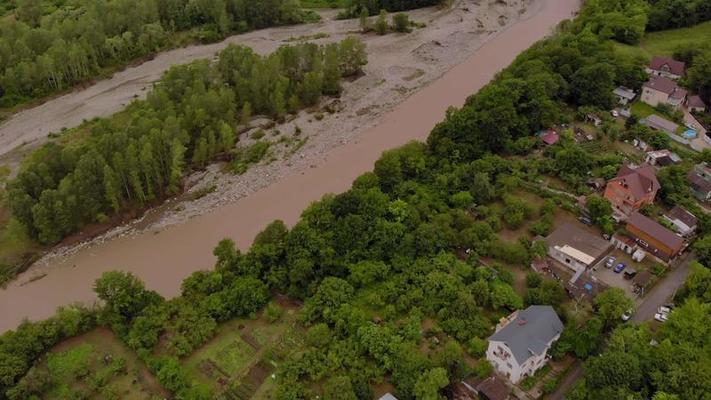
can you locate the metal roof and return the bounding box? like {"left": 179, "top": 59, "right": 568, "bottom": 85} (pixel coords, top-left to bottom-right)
{"left": 489, "top": 305, "right": 563, "bottom": 365}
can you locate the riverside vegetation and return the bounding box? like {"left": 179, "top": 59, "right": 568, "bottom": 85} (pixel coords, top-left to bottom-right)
{"left": 1, "top": 0, "right": 711, "bottom": 399}
{"left": 5, "top": 38, "right": 367, "bottom": 246}
{"left": 0, "top": 0, "right": 318, "bottom": 112}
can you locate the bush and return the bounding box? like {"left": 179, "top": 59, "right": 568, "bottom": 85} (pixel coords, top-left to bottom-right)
{"left": 473, "top": 360, "right": 493, "bottom": 378}
{"left": 375, "top": 10, "right": 389, "bottom": 35}
{"left": 264, "top": 303, "right": 284, "bottom": 323}
{"left": 466, "top": 337, "right": 488, "bottom": 357}
{"left": 526, "top": 272, "right": 543, "bottom": 288}
{"left": 392, "top": 13, "right": 410, "bottom": 32}
{"left": 542, "top": 378, "right": 559, "bottom": 394}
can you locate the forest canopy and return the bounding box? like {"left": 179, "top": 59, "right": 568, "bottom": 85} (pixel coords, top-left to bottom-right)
{"left": 7, "top": 37, "right": 367, "bottom": 244}
{"left": 0, "top": 0, "right": 309, "bottom": 108}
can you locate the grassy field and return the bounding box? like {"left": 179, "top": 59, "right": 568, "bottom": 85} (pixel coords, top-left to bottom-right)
{"left": 13, "top": 327, "right": 167, "bottom": 400}
{"left": 612, "top": 20, "right": 711, "bottom": 62}
{"left": 642, "top": 21, "right": 711, "bottom": 57}
{"left": 182, "top": 303, "right": 303, "bottom": 399}
{"left": 630, "top": 101, "right": 657, "bottom": 118}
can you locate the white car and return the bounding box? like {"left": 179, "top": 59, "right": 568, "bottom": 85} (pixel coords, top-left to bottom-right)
{"left": 658, "top": 306, "right": 671, "bottom": 314}
{"left": 605, "top": 257, "right": 616, "bottom": 268}
{"left": 621, "top": 309, "right": 633, "bottom": 321}
{"left": 654, "top": 312, "right": 669, "bottom": 323}
{"left": 611, "top": 110, "right": 619, "bottom": 117}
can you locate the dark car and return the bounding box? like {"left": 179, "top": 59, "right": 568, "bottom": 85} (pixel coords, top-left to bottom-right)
{"left": 579, "top": 216, "right": 593, "bottom": 225}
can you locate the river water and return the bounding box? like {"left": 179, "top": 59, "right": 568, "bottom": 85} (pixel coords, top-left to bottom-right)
{"left": 0, "top": 0, "right": 579, "bottom": 333}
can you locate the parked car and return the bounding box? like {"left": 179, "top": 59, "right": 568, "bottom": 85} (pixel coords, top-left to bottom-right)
{"left": 611, "top": 110, "right": 619, "bottom": 117}
{"left": 622, "top": 309, "right": 633, "bottom": 321}
{"left": 579, "top": 216, "right": 593, "bottom": 225}
{"left": 614, "top": 263, "right": 626, "bottom": 273}
{"left": 658, "top": 306, "right": 671, "bottom": 314}
{"left": 623, "top": 268, "right": 637, "bottom": 280}
{"left": 605, "top": 257, "right": 616, "bottom": 268}
{"left": 654, "top": 312, "right": 669, "bottom": 322}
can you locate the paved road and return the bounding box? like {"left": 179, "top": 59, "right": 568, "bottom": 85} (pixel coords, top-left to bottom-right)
{"left": 548, "top": 252, "right": 694, "bottom": 399}
{"left": 631, "top": 251, "right": 693, "bottom": 323}
{"left": 548, "top": 362, "right": 583, "bottom": 400}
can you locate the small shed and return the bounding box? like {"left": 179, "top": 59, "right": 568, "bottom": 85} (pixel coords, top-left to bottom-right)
{"left": 586, "top": 114, "right": 602, "bottom": 126}
{"left": 688, "top": 95, "right": 707, "bottom": 113}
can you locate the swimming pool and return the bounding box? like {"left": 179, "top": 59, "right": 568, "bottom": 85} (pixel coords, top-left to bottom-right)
{"left": 683, "top": 129, "right": 697, "bottom": 139}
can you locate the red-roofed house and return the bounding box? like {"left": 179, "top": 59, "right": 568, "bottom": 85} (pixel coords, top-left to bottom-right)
{"left": 687, "top": 95, "right": 707, "bottom": 113}
{"left": 647, "top": 56, "right": 686, "bottom": 80}
{"left": 641, "top": 76, "right": 686, "bottom": 107}
{"left": 604, "top": 164, "right": 660, "bottom": 216}
{"left": 541, "top": 129, "right": 560, "bottom": 146}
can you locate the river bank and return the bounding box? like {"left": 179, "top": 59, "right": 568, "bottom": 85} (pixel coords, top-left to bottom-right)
{"left": 0, "top": 0, "right": 580, "bottom": 333}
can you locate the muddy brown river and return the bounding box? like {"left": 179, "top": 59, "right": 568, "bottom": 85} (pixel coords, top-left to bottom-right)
{"left": 0, "top": 0, "right": 579, "bottom": 332}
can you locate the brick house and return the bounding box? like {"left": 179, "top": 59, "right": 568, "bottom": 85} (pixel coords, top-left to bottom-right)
{"left": 604, "top": 164, "right": 660, "bottom": 216}
{"left": 626, "top": 212, "right": 684, "bottom": 262}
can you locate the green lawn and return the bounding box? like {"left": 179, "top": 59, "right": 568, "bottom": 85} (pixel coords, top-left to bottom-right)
{"left": 630, "top": 101, "right": 657, "bottom": 118}
{"left": 14, "top": 328, "right": 166, "bottom": 400}
{"left": 183, "top": 320, "right": 258, "bottom": 389}
{"left": 612, "top": 21, "right": 711, "bottom": 61}
{"left": 641, "top": 21, "right": 711, "bottom": 57}
{"left": 183, "top": 305, "right": 301, "bottom": 396}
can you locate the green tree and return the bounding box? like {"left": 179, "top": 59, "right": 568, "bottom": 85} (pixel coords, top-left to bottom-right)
{"left": 375, "top": 10, "right": 389, "bottom": 35}
{"left": 693, "top": 235, "right": 711, "bottom": 267}
{"left": 392, "top": 13, "right": 410, "bottom": 32}
{"left": 323, "top": 376, "right": 358, "bottom": 400}
{"left": 594, "top": 288, "right": 634, "bottom": 329}
{"left": 322, "top": 44, "right": 342, "bottom": 95}
{"left": 414, "top": 367, "right": 449, "bottom": 400}
{"left": 359, "top": 7, "right": 370, "bottom": 32}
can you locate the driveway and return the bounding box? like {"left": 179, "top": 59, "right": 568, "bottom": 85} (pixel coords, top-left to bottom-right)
{"left": 548, "top": 252, "right": 694, "bottom": 398}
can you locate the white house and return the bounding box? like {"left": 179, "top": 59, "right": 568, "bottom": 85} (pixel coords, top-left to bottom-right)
{"left": 487, "top": 305, "right": 564, "bottom": 383}
{"left": 545, "top": 223, "right": 612, "bottom": 273}
{"left": 663, "top": 206, "right": 698, "bottom": 237}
